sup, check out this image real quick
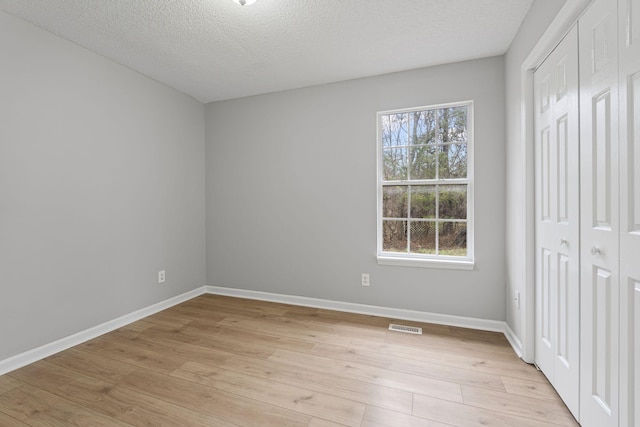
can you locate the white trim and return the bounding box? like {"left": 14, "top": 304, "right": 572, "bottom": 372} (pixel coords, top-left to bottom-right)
{"left": 504, "top": 322, "right": 524, "bottom": 359}
{"left": 517, "top": 0, "right": 592, "bottom": 364}
{"left": 0, "top": 286, "right": 207, "bottom": 376}
{"left": 376, "top": 100, "right": 474, "bottom": 116}
{"left": 376, "top": 101, "right": 474, "bottom": 267}
{"left": 521, "top": 66, "right": 536, "bottom": 364}
{"left": 206, "top": 285, "right": 505, "bottom": 333}
{"left": 377, "top": 256, "right": 474, "bottom": 270}
{"left": 524, "top": 0, "right": 593, "bottom": 71}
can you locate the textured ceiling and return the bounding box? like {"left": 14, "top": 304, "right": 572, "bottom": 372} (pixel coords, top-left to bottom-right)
{"left": 0, "top": 0, "right": 534, "bottom": 103}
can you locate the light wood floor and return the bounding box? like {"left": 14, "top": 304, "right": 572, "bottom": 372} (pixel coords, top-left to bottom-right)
{"left": 0, "top": 294, "right": 578, "bottom": 426}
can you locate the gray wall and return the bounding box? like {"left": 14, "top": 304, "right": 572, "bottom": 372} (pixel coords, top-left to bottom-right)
{"left": 2, "top": 2, "right": 562, "bottom": 362}
{"left": 0, "top": 11, "right": 206, "bottom": 361}
{"left": 206, "top": 56, "right": 507, "bottom": 321}
{"left": 504, "top": 0, "right": 566, "bottom": 340}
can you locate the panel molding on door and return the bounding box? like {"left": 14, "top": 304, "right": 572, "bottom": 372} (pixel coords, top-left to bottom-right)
{"left": 534, "top": 25, "right": 580, "bottom": 419}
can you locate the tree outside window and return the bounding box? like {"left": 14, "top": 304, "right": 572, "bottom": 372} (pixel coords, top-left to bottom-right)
{"left": 377, "top": 102, "right": 473, "bottom": 265}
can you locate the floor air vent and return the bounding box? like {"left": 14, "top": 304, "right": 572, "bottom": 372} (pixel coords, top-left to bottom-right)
{"left": 388, "top": 324, "right": 422, "bottom": 335}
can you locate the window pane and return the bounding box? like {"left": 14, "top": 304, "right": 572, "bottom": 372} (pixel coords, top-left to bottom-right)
{"left": 439, "top": 185, "right": 467, "bottom": 219}
{"left": 410, "top": 186, "right": 436, "bottom": 218}
{"left": 438, "top": 107, "right": 467, "bottom": 143}
{"left": 409, "top": 110, "right": 436, "bottom": 145}
{"left": 409, "top": 145, "right": 436, "bottom": 180}
{"left": 383, "top": 147, "right": 408, "bottom": 180}
{"left": 383, "top": 186, "right": 408, "bottom": 218}
{"left": 378, "top": 102, "right": 472, "bottom": 261}
{"left": 439, "top": 222, "right": 467, "bottom": 256}
{"left": 410, "top": 221, "right": 436, "bottom": 254}
{"left": 383, "top": 220, "right": 407, "bottom": 252}
{"left": 438, "top": 143, "right": 467, "bottom": 179}
{"left": 381, "top": 113, "right": 409, "bottom": 147}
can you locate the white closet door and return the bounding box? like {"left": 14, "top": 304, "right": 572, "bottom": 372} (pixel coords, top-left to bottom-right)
{"left": 534, "top": 26, "right": 580, "bottom": 419}
{"left": 579, "top": 0, "right": 620, "bottom": 425}
{"left": 619, "top": 0, "right": 640, "bottom": 425}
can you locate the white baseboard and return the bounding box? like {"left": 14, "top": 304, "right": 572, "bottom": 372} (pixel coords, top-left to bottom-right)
{"left": 205, "top": 285, "right": 507, "bottom": 333}
{"left": 0, "top": 286, "right": 207, "bottom": 376}
{"left": 503, "top": 322, "right": 523, "bottom": 359}
{"left": 1, "top": 285, "right": 526, "bottom": 376}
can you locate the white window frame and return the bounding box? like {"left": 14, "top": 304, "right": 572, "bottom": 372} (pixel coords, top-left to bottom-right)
{"left": 376, "top": 101, "right": 474, "bottom": 270}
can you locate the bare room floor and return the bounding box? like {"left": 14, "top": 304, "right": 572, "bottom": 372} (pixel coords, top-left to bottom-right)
{"left": 0, "top": 294, "right": 578, "bottom": 426}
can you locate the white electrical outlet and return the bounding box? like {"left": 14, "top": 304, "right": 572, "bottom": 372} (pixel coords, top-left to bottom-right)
{"left": 361, "top": 273, "right": 370, "bottom": 287}
{"left": 158, "top": 270, "right": 166, "bottom": 284}
{"left": 515, "top": 290, "right": 520, "bottom": 309}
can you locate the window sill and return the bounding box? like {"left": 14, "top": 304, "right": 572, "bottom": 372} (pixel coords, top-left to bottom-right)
{"left": 377, "top": 256, "right": 475, "bottom": 270}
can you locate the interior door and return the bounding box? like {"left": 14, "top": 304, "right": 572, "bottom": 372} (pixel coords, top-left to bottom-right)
{"left": 533, "top": 26, "right": 580, "bottom": 419}
{"left": 618, "top": 0, "right": 640, "bottom": 425}
{"left": 578, "top": 0, "right": 620, "bottom": 425}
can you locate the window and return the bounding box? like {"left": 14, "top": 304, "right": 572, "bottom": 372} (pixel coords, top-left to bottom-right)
{"left": 377, "top": 101, "right": 473, "bottom": 269}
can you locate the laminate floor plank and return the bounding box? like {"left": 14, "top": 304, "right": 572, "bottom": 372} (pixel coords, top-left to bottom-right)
{"left": 276, "top": 313, "right": 389, "bottom": 341}
{"left": 217, "top": 317, "right": 355, "bottom": 346}
{"left": 219, "top": 354, "right": 413, "bottom": 414}
{"left": 360, "top": 405, "right": 454, "bottom": 427}
{"left": 0, "top": 294, "right": 574, "bottom": 426}
{"left": 0, "top": 375, "right": 23, "bottom": 395}
{"left": 10, "top": 361, "right": 236, "bottom": 427}
{"left": 172, "top": 360, "right": 366, "bottom": 426}
{"left": 121, "top": 368, "right": 312, "bottom": 427}
{"left": 500, "top": 375, "right": 565, "bottom": 402}
{"left": 101, "top": 327, "right": 236, "bottom": 364}
{"left": 158, "top": 304, "right": 228, "bottom": 324}
{"left": 309, "top": 342, "right": 507, "bottom": 392}
{"left": 460, "top": 385, "right": 578, "bottom": 426}
{"left": 308, "top": 418, "right": 349, "bottom": 427}
{"left": 0, "top": 384, "right": 133, "bottom": 427}
{"left": 268, "top": 349, "right": 464, "bottom": 403}
{"left": 77, "top": 335, "right": 188, "bottom": 374}
{"left": 44, "top": 348, "right": 139, "bottom": 383}
{"left": 412, "top": 393, "right": 574, "bottom": 427}
{"left": 213, "top": 324, "right": 317, "bottom": 352}
{"left": 0, "top": 410, "right": 30, "bottom": 426}
{"left": 124, "top": 322, "right": 212, "bottom": 346}
{"left": 9, "top": 362, "right": 89, "bottom": 392}
{"left": 348, "top": 338, "right": 547, "bottom": 383}
{"left": 218, "top": 311, "right": 350, "bottom": 336}
{"left": 172, "top": 324, "right": 281, "bottom": 358}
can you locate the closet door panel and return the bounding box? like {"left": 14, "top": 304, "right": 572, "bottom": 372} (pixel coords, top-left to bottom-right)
{"left": 619, "top": 1, "right": 640, "bottom": 424}
{"left": 534, "top": 26, "right": 580, "bottom": 419}
{"left": 579, "top": 0, "right": 620, "bottom": 425}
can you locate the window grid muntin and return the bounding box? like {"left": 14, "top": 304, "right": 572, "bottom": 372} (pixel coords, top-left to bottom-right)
{"left": 381, "top": 183, "right": 468, "bottom": 255}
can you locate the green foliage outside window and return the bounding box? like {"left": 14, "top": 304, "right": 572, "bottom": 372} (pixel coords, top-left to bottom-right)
{"left": 380, "top": 104, "right": 470, "bottom": 258}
